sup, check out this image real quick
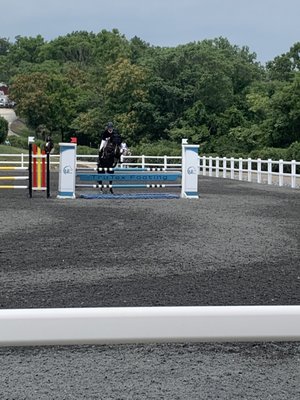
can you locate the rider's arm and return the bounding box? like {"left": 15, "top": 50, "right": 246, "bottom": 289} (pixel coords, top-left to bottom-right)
{"left": 99, "top": 139, "right": 107, "bottom": 151}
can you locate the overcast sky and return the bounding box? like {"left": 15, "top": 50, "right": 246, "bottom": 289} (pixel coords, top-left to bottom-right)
{"left": 1, "top": 0, "right": 299, "bottom": 64}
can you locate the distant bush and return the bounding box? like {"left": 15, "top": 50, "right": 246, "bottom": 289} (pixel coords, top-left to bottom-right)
{"left": 6, "top": 135, "right": 28, "bottom": 149}
{"left": 131, "top": 140, "right": 182, "bottom": 156}
{"left": 286, "top": 141, "right": 300, "bottom": 161}
{"left": 77, "top": 145, "right": 98, "bottom": 155}
{"left": 8, "top": 135, "right": 45, "bottom": 150}
{"left": 248, "top": 147, "right": 288, "bottom": 161}
{"left": 0, "top": 117, "right": 8, "bottom": 144}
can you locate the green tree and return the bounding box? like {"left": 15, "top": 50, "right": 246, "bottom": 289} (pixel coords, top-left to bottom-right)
{"left": 0, "top": 116, "right": 8, "bottom": 143}
{"left": 10, "top": 71, "right": 82, "bottom": 141}
{"left": 0, "top": 37, "right": 11, "bottom": 56}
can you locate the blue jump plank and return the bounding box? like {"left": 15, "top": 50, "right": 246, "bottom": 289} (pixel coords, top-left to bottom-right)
{"left": 77, "top": 173, "right": 181, "bottom": 182}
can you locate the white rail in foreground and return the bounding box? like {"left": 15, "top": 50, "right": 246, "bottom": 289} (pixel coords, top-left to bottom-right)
{"left": 0, "top": 306, "right": 300, "bottom": 346}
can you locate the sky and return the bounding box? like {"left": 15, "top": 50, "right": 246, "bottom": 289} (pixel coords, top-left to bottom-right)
{"left": 1, "top": 0, "right": 300, "bottom": 64}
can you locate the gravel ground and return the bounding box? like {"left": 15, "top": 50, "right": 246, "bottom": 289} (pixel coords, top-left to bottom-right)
{"left": 0, "top": 174, "right": 299, "bottom": 399}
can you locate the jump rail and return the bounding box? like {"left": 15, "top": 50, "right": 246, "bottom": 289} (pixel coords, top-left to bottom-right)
{"left": 0, "top": 305, "right": 299, "bottom": 347}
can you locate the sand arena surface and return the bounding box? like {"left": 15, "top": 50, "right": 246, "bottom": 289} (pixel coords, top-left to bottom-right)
{"left": 0, "top": 175, "right": 299, "bottom": 399}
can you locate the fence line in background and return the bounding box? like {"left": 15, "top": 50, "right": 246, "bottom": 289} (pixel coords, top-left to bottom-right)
{"left": 1, "top": 153, "right": 299, "bottom": 188}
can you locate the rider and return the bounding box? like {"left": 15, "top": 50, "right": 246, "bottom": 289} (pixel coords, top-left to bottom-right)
{"left": 99, "top": 122, "right": 116, "bottom": 152}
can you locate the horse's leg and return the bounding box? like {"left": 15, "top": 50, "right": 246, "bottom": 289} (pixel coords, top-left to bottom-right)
{"left": 109, "top": 169, "right": 114, "bottom": 194}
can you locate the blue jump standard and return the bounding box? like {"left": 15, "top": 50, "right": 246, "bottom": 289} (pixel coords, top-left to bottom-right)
{"left": 79, "top": 193, "right": 180, "bottom": 199}
{"left": 77, "top": 173, "right": 181, "bottom": 182}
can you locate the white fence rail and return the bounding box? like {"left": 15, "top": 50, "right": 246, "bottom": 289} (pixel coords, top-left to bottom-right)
{"left": 1, "top": 306, "right": 300, "bottom": 346}
{"left": 1, "top": 153, "right": 299, "bottom": 188}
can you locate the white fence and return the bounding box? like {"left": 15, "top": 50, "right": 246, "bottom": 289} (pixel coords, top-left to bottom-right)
{"left": 1, "top": 153, "right": 299, "bottom": 189}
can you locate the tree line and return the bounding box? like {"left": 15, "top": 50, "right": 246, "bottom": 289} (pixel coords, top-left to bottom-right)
{"left": 0, "top": 30, "right": 299, "bottom": 159}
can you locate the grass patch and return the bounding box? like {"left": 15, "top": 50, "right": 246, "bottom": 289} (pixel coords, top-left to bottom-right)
{"left": 0, "top": 145, "right": 27, "bottom": 154}
{"left": 0, "top": 144, "right": 28, "bottom": 163}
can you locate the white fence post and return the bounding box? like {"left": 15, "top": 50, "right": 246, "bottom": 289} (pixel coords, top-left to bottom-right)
{"left": 223, "top": 157, "right": 227, "bottom": 178}
{"left": 202, "top": 156, "right": 206, "bottom": 176}
{"left": 279, "top": 159, "right": 283, "bottom": 187}
{"left": 209, "top": 156, "right": 213, "bottom": 177}
{"left": 238, "top": 158, "right": 243, "bottom": 181}
{"left": 257, "top": 158, "right": 262, "bottom": 184}
{"left": 291, "top": 160, "right": 296, "bottom": 189}
{"left": 216, "top": 157, "right": 219, "bottom": 178}
{"left": 230, "top": 157, "right": 235, "bottom": 180}
{"left": 141, "top": 155, "right": 145, "bottom": 168}
{"left": 164, "top": 155, "right": 167, "bottom": 169}
{"left": 268, "top": 159, "right": 272, "bottom": 185}
{"left": 248, "top": 158, "right": 252, "bottom": 182}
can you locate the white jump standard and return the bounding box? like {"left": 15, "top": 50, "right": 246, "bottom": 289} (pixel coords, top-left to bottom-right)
{"left": 57, "top": 139, "right": 200, "bottom": 199}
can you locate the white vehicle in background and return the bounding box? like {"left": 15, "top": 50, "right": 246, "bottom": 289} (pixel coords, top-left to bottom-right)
{"left": 0, "top": 95, "right": 9, "bottom": 108}
{"left": 0, "top": 95, "right": 15, "bottom": 108}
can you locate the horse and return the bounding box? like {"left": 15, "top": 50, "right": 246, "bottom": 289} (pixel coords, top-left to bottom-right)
{"left": 97, "top": 136, "right": 122, "bottom": 193}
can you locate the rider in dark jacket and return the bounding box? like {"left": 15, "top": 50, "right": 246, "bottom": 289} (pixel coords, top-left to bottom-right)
{"left": 99, "top": 122, "right": 121, "bottom": 151}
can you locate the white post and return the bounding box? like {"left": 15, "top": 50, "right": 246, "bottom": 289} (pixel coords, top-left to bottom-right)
{"left": 181, "top": 139, "right": 199, "bottom": 199}
{"left": 164, "top": 155, "right": 167, "bottom": 169}
{"left": 222, "top": 157, "right": 227, "bottom": 178}
{"left": 57, "top": 143, "right": 77, "bottom": 199}
{"left": 209, "top": 156, "right": 213, "bottom": 177}
{"left": 279, "top": 159, "right": 283, "bottom": 187}
{"left": 247, "top": 158, "right": 252, "bottom": 182}
{"left": 257, "top": 158, "right": 262, "bottom": 184}
{"left": 230, "top": 157, "right": 235, "bottom": 180}
{"left": 238, "top": 158, "right": 243, "bottom": 181}
{"left": 267, "top": 159, "right": 272, "bottom": 185}
{"left": 216, "top": 157, "right": 219, "bottom": 178}
{"left": 291, "top": 160, "right": 296, "bottom": 189}
{"left": 202, "top": 156, "right": 206, "bottom": 176}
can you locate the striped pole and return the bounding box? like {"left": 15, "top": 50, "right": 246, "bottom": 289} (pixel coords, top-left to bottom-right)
{"left": 0, "top": 185, "right": 28, "bottom": 189}
{"left": 0, "top": 167, "right": 28, "bottom": 170}
{"left": 0, "top": 176, "right": 29, "bottom": 180}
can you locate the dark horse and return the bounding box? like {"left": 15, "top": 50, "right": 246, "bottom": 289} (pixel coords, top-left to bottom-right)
{"left": 97, "top": 136, "right": 121, "bottom": 193}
